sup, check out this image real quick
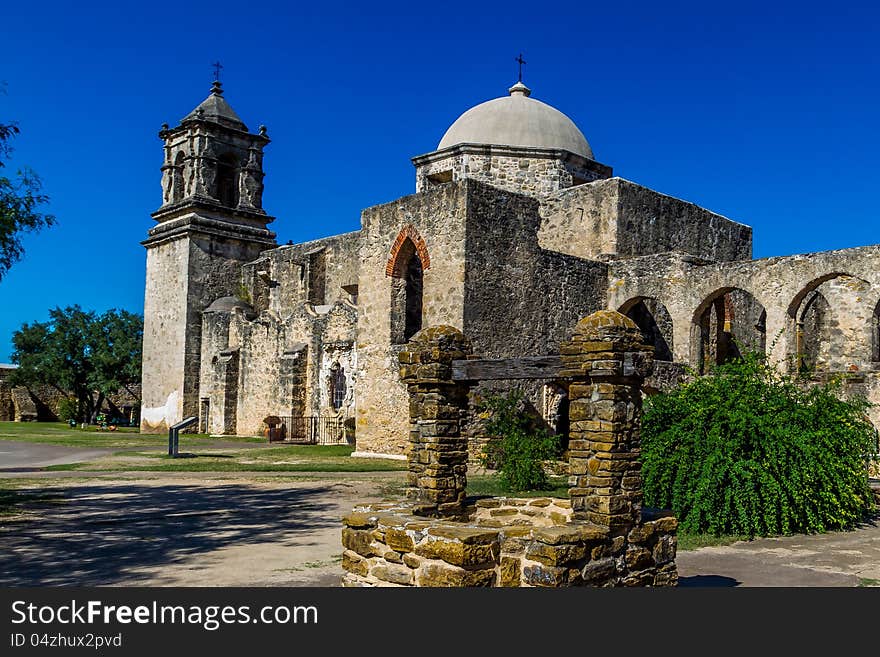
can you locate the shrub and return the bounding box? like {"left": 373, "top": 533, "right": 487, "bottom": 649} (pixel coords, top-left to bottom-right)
{"left": 478, "top": 391, "right": 561, "bottom": 492}
{"left": 56, "top": 397, "right": 78, "bottom": 423}
{"left": 642, "top": 352, "right": 878, "bottom": 537}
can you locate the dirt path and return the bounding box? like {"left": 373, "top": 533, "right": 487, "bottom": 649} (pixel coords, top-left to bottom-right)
{"left": 0, "top": 472, "right": 406, "bottom": 587}
{"left": 4, "top": 471, "right": 878, "bottom": 587}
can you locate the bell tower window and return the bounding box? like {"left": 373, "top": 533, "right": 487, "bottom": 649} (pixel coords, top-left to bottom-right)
{"left": 216, "top": 153, "right": 239, "bottom": 208}
{"left": 172, "top": 151, "right": 186, "bottom": 201}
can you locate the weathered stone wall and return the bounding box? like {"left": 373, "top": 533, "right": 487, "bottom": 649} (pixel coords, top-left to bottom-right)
{"left": 199, "top": 298, "right": 357, "bottom": 437}
{"left": 0, "top": 365, "right": 141, "bottom": 424}
{"left": 141, "top": 236, "right": 190, "bottom": 431}
{"left": 413, "top": 145, "right": 612, "bottom": 198}
{"left": 463, "top": 185, "right": 609, "bottom": 360}
{"left": 539, "top": 178, "right": 752, "bottom": 263}
{"left": 141, "top": 227, "right": 271, "bottom": 433}
{"left": 462, "top": 182, "right": 610, "bottom": 443}
{"left": 356, "top": 183, "right": 470, "bottom": 456}
{"left": 241, "top": 230, "right": 361, "bottom": 315}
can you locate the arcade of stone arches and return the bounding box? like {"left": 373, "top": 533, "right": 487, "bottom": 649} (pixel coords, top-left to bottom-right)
{"left": 616, "top": 271, "right": 880, "bottom": 377}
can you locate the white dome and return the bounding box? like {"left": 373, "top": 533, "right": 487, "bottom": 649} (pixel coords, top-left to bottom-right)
{"left": 437, "top": 82, "right": 593, "bottom": 159}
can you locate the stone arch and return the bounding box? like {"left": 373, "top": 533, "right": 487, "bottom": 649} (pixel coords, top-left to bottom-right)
{"left": 619, "top": 296, "right": 674, "bottom": 361}
{"left": 385, "top": 224, "right": 431, "bottom": 277}
{"left": 786, "top": 273, "right": 873, "bottom": 373}
{"left": 388, "top": 235, "right": 426, "bottom": 344}
{"left": 691, "top": 287, "right": 767, "bottom": 374}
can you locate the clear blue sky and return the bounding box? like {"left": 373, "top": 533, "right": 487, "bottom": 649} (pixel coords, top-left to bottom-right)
{"left": 1, "top": 1, "right": 878, "bottom": 361}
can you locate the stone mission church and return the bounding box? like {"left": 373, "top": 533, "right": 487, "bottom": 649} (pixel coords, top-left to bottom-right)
{"left": 141, "top": 76, "right": 880, "bottom": 457}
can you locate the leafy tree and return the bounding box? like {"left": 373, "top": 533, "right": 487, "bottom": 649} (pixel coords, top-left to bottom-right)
{"left": 478, "top": 390, "right": 561, "bottom": 492}
{"left": 1, "top": 94, "right": 55, "bottom": 279}
{"left": 9, "top": 306, "right": 143, "bottom": 423}
{"left": 642, "top": 352, "right": 878, "bottom": 537}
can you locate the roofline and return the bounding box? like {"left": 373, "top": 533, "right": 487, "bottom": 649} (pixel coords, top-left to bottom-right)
{"left": 411, "top": 142, "right": 607, "bottom": 168}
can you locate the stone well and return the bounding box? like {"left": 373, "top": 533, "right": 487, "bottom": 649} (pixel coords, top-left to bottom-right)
{"left": 341, "top": 311, "right": 679, "bottom": 587}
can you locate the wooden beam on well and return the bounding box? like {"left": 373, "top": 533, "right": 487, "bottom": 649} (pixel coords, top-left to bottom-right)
{"left": 451, "top": 355, "right": 561, "bottom": 381}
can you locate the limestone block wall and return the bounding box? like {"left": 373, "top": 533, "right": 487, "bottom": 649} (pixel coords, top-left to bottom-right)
{"left": 199, "top": 298, "right": 357, "bottom": 436}
{"left": 199, "top": 309, "right": 236, "bottom": 434}
{"left": 463, "top": 184, "right": 609, "bottom": 359}
{"left": 413, "top": 145, "right": 612, "bottom": 198}
{"left": 11, "top": 387, "right": 37, "bottom": 422}
{"left": 241, "top": 230, "right": 361, "bottom": 315}
{"left": 462, "top": 182, "right": 610, "bottom": 443}
{"left": 141, "top": 237, "right": 190, "bottom": 431}
{"left": 539, "top": 178, "right": 752, "bottom": 263}
{"left": 341, "top": 500, "right": 677, "bottom": 587}
{"left": 356, "top": 183, "right": 470, "bottom": 456}
{"left": 142, "top": 226, "right": 271, "bottom": 433}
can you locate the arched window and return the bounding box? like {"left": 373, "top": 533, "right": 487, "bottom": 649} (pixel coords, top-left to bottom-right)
{"left": 387, "top": 227, "right": 429, "bottom": 344}
{"left": 403, "top": 251, "right": 423, "bottom": 341}
{"left": 329, "top": 364, "right": 346, "bottom": 410}
{"left": 216, "top": 153, "right": 239, "bottom": 208}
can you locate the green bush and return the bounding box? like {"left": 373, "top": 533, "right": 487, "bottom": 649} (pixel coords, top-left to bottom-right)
{"left": 642, "top": 352, "right": 878, "bottom": 537}
{"left": 478, "top": 391, "right": 561, "bottom": 492}
{"left": 56, "top": 397, "right": 78, "bottom": 423}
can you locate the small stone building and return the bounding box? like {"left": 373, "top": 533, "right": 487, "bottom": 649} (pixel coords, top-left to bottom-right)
{"left": 140, "top": 78, "right": 880, "bottom": 454}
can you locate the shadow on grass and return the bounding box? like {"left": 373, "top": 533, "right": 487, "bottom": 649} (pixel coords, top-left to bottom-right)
{"left": 0, "top": 481, "right": 339, "bottom": 586}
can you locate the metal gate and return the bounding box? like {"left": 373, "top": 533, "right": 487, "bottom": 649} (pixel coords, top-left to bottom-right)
{"left": 274, "top": 416, "right": 348, "bottom": 445}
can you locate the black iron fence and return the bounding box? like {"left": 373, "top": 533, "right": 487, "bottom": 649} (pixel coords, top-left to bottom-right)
{"left": 272, "top": 416, "right": 349, "bottom": 445}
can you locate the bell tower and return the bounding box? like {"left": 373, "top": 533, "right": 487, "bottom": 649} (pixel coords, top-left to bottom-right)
{"left": 140, "top": 80, "right": 276, "bottom": 432}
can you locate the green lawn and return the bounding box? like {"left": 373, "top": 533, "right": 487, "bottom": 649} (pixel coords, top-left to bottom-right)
{"left": 676, "top": 532, "right": 751, "bottom": 551}
{"left": 47, "top": 444, "right": 408, "bottom": 473}
{"left": 0, "top": 421, "right": 407, "bottom": 472}
{"left": 0, "top": 421, "right": 264, "bottom": 448}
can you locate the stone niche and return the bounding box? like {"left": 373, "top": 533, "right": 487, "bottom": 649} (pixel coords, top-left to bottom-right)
{"left": 341, "top": 311, "right": 679, "bottom": 587}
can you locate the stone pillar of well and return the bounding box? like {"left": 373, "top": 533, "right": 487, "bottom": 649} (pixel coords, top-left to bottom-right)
{"left": 398, "top": 326, "right": 474, "bottom": 518}
{"left": 560, "top": 310, "right": 654, "bottom": 534}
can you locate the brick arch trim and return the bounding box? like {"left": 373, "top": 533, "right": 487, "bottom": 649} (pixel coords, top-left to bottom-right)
{"left": 385, "top": 224, "right": 431, "bottom": 277}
